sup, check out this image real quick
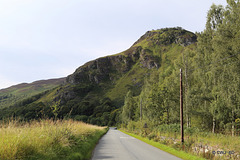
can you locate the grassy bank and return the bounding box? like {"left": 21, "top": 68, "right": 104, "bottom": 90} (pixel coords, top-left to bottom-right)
{"left": 0, "top": 119, "right": 107, "bottom": 160}
{"left": 120, "top": 129, "right": 204, "bottom": 160}
{"left": 121, "top": 121, "right": 240, "bottom": 159}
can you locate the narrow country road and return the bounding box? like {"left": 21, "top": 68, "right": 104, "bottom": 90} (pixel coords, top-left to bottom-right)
{"left": 92, "top": 128, "right": 182, "bottom": 160}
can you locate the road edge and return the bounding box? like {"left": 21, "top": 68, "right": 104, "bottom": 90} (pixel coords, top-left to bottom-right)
{"left": 119, "top": 129, "right": 205, "bottom": 160}
{"left": 90, "top": 127, "right": 109, "bottom": 159}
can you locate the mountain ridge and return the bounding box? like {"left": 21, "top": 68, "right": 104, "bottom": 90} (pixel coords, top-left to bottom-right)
{"left": 0, "top": 78, "right": 66, "bottom": 92}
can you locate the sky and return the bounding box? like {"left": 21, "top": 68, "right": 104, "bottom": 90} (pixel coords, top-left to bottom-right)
{"left": 0, "top": 0, "right": 228, "bottom": 89}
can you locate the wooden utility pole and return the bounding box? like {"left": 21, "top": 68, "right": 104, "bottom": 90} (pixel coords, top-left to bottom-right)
{"left": 140, "top": 97, "right": 142, "bottom": 121}
{"left": 180, "top": 69, "right": 184, "bottom": 144}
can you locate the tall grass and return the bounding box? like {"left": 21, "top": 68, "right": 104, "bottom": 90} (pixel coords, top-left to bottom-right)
{"left": 0, "top": 119, "right": 107, "bottom": 160}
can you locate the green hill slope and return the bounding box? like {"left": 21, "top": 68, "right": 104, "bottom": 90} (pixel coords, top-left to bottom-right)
{"left": 0, "top": 27, "right": 197, "bottom": 125}
{"left": 0, "top": 78, "right": 65, "bottom": 109}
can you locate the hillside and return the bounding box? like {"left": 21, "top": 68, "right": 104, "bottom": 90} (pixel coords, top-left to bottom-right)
{"left": 0, "top": 78, "right": 65, "bottom": 109}
{"left": 0, "top": 27, "right": 197, "bottom": 125}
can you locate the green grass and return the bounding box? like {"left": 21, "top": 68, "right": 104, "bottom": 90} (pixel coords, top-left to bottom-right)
{"left": 120, "top": 129, "right": 205, "bottom": 160}
{"left": 0, "top": 79, "right": 64, "bottom": 109}
{"left": 106, "top": 62, "right": 148, "bottom": 104}
{"left": 121, "top": 122, "right": 240, "bottom": 160}
{"left": 36, "top": 87, "right": 59, "bottom": 104}
{"left": 0, "top": 119, "right": 107, "bottom": 160}
{"left": 194, "top": 132, "right": 240, "bottom": 154}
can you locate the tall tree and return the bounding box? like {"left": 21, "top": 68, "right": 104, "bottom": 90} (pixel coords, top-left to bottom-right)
{"left": 212, "top": 0, "right": 240, "bottom": 135}
{"left": 121, "top": 91, "right": 135, "bottom": 123}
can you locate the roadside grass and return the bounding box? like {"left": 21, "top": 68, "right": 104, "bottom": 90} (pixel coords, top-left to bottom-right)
{"left": 120, "top": 129, "right": 205, "bottom": 160}
{"left": 0, "top": 119, "right": 107, "bottom": 160}
{"left": 121, "top": 121, "right": 240, "bottom": 159}
{"left": 195, "top": 132, "right": 240, "bottom": 153}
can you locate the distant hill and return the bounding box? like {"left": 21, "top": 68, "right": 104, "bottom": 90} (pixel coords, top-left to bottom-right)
{"left": 0, "top": 78, "right": 65, "bottom": 108}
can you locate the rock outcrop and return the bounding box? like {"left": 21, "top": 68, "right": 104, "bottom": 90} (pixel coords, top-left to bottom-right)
{"left": 66, "top": 28, "right": 197, "bottom": 85}
{"left": 133, "top": 27, "right": 197, "bottom": 47}
{"left": 66, "top": 46, "right": 159, "bottom": 84}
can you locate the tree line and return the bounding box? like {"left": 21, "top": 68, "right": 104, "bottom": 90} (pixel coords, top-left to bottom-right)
{"left": 120, "top": 0, "right": 240, "bottom": 135}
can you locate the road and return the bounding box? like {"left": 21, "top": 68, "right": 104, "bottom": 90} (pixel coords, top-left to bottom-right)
{"left": 92, "top": 128, "right": 182, "bottom": 160}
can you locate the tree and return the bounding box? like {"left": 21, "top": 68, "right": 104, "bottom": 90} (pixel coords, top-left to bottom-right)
{"left": 212, "top": 0, "right": 240, "bottom": 135}
{"left": 50, "top": 101, "right": 62, "bottom": 120}
{"left": 121, "top": 91, "right": 135, "bottom": 123}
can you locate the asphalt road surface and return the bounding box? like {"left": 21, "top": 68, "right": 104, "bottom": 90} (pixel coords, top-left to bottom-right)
{"left": 92, "top": 128, "right": 182, "bottom": 160}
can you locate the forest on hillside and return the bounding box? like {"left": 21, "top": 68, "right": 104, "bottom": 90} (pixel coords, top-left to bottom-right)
{"left": 120, "top": 1, "right": 240, "bottom": 135}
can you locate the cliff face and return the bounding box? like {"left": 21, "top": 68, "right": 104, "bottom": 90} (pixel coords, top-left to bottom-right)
{"left": 66, "top": 27, "right": 196, "bottom": 86}
{"left": 66, "top": 54, "right": 135, "bottom": 84}
{"left": 66, "top": 46, "right": 160, "bottom": 84}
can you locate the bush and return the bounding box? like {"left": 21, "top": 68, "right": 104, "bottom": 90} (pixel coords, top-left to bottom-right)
{"left": 147, "top": 132, "right": 156, "bottom": 140}
{"left": 184, "top": 138, "right": 195, "bottom": 152}
{"left": 74, "top": 115, "right": 88, "bottom": 122}
{"left": 157, "top": 124, "right": 180, "bottom": 134}
{"left": 127, "top": 121, "right": 136, "bottom": 131}
{"left": 185, "top": 127, "right": 199, "bottom": 136}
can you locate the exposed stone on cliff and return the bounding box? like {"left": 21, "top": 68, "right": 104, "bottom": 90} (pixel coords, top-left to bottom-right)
{"left": 66, "top": 46, "right": 160, "bottom": 84}
{"left": 66, "top": 27, "right": 197, "bottom": 85}
{"left": 133, "top": 27, "right": 197, "bottom": 47}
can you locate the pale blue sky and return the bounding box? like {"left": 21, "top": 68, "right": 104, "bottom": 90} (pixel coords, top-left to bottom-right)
{"left": 0, "top": 0, "right": 227, "bottom": 89}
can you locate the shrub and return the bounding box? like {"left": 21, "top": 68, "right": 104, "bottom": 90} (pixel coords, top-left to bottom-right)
{"left": 185, "top": 127, "right": 199, "bottom": 136}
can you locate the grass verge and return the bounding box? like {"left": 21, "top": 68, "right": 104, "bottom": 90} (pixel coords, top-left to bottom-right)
{"left": 120, "top": 129, "right": 205, "bottom": 160}
{"left": 0, "top": 119, "right": 107, "bottom": 160}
